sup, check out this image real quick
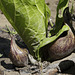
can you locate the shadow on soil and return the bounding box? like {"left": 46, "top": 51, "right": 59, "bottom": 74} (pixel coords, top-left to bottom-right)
{"left": 58, "top": 60, "right": 75, "bottom": 75}
{"left": 1, "top": 60, "right": 15, "bottom": 70}
{"left": 0, "top": 37, "right": 10, "bottom": 57}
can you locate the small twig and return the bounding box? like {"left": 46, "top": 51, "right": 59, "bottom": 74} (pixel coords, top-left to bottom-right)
{"left": 28, "top": 54, "right": 39, "bottom": 65}
{"left": 38, "top": 61, "right": 43, "bottom": 75}
{"left": 1, "top": 25, "right": 17, "bottom": 35}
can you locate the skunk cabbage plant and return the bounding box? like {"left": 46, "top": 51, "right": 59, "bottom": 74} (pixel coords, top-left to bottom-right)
{"left": 0, "top": 0, "right": 70, "bottom": 60}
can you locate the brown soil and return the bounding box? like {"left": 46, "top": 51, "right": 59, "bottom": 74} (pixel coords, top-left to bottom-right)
{"left": 0, "top": 0, "right": 75, "bottom": 75}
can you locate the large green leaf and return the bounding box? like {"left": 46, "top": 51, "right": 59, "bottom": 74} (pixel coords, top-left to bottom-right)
{"left": 38, "top": 0, "right": 69, "bottom": 48}
{"left": 0, "top": 0, "right": 47, "bottom": 56}
{"left": 0, "top": 0, "right": 69, "bottom": 59}
{"left": 53, "top": 0, "right": 69, "bottom": 33}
